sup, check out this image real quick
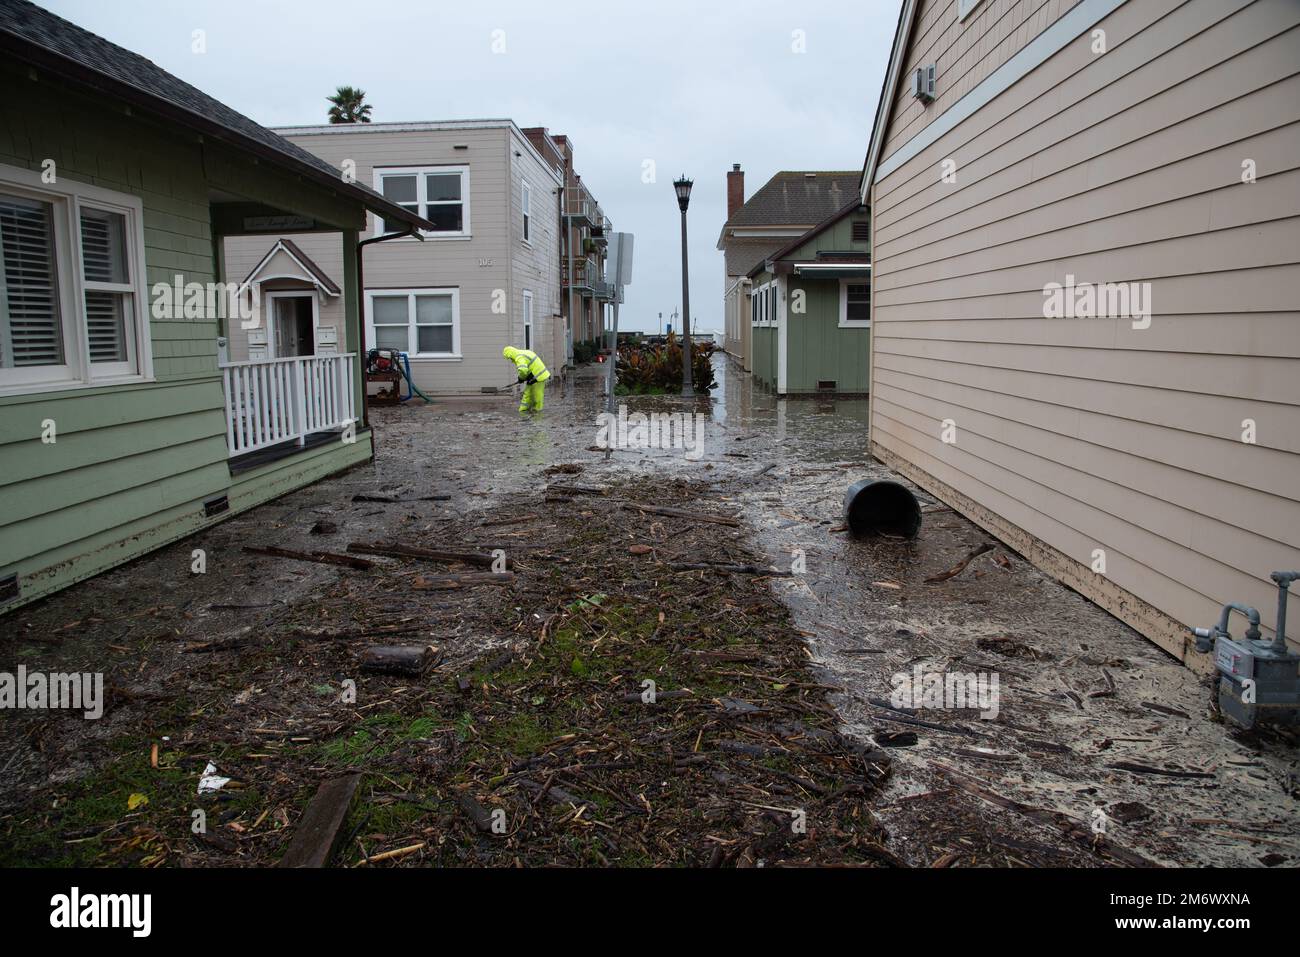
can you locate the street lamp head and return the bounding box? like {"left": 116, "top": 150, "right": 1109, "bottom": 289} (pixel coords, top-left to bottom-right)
{"left": 673, "top": 175, "right": 694, "bottom": 211}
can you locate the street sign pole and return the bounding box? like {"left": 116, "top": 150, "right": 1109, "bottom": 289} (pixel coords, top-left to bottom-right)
{"left": 602, "top": 233, "right": 634, "bottom": 429}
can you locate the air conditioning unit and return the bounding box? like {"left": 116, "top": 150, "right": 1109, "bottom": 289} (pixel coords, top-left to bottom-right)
{"left": 912, "top": 64, "right": 936, "bottom": 103}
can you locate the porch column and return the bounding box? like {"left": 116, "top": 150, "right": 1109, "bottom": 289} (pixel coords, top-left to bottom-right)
{"left": 342, "top": 228, "right": 365, "bottom": 430}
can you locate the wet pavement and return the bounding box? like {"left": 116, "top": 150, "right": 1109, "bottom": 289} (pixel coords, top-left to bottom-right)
{"left": 3, "top": 355, "right": 1297, "bottom": 867}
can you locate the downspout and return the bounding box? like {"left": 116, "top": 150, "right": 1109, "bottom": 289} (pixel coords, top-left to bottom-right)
{"left": 558, "top": 185, "right": 567, "bottom": 367}
{"left": 356, "top": 225, "right": 421, "bottom": 447}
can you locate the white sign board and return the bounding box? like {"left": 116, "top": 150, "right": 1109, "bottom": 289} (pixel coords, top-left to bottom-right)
{"left": 606, "top": 232, "right": 634, "bottom": 290}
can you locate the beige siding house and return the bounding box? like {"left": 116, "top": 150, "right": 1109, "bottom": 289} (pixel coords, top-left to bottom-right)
{"left": 863, "top": 0, "right": 1300, "bottom": 666}
{"left": 225, "top": 120, "right": 564, "bottom": 395}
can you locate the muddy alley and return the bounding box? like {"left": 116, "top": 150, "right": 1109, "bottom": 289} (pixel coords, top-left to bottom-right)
{"left": 1, "top": 358, "right": 1295, "bottom": 867}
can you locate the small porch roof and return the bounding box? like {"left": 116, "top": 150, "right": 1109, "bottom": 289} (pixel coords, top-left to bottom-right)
{"left": 241, "top": 238, "right": 342, "bottom": 297}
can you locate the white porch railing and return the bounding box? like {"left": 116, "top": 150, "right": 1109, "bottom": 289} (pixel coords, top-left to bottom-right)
{"left": 219, "top": 353, "right": 357, "bottom": 457}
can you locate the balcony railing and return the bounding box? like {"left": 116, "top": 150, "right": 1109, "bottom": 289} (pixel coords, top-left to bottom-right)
{"left": 219, "top": 353, "right": 356, "bottom": 458}
{"left": 565, "top": 185, "right": 597, "bottom": 226}
{"left": 564, "top": 257, "right": 598, "bottom": 291}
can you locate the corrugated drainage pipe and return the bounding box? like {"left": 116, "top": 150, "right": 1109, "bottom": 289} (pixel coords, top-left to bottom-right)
{"left": 843, "top": 479, "right": 922, "bottom": 539}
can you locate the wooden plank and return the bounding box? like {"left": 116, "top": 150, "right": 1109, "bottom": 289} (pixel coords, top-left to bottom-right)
{"left": 360, "top": 644, "right": 439, "bottom": 676}
{"left": 412, "top": 571, "right": 516, "bottom": 590}
{"left": 347, "top": 542, "right": 511, "bottom": 568}
{"left": 242, "top": 545, "right": 374, "bottom": 570}
{"left": 278, "top": 774, "right": 362, "bottom": 868}
{"left": 620, "top": 503, "right": 741, "bottom": 527}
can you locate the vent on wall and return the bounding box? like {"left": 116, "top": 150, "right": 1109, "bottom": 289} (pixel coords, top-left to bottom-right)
{"left": 0, "top": 573, "right": 18, "bottom": 606}
{"left": 852, "top": 221, "right": 870, "bottom": 242}
{"left": 203, "top": 495, "right": 230, "bottom": 519}
{"left": 912, "top": 64, "right": 936, "bottom": 103}
{"left": 817, "top": 381, "right": 838, "bottom": 391}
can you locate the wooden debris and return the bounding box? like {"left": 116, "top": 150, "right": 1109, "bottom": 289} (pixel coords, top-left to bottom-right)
{"left": 360, "top": 645, "right": 439, "bottom": 676}
{"left": 1107, "top": 761, "right": 1214, "bottom": 779}
{"left": 932, "top": 762, "right": 1156, "bottom": 867}
{"left": 358, "top": 842, "right": 426, "bottom": 865}
{"left": 667, "top": 561, "right": 788, "bottom": 576}
{"left": 621, "top": 503, "right": 740, "bottom": 526}
{"left": 924, "top": 543, "right": 995, "bottom": 583}
{"left": 347, "top": 542, "right": 511, "bottom": 568}
{"left": 457, "top": 792, "right": 497, "bottom": 833}
{"left": 242, "top": 545, "right": 374, "bottom": 570}
{"left": 545, "top": 483, "right": 607, "bottom": 496}
{"left": 292, "top": 624, "right": 424, "bottom": 641}
{"left": 1142, "top": 701, "right": 1191, "bottom": 719}
{"left": 1088, "top": 668, "right": 1118, "bottom": 699}
{"left": 875, "top": 730, "right": 919, "bottom": 747}
{"left": 412, "top": 572, "right": 515, "bottom": 590}
{"left": 278, "top": 774, "right": 362, "bottom": 868}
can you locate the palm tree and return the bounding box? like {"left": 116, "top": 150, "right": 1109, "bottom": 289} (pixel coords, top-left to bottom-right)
{"left": 326, "top": 86, "right": 372, "bottom": 124}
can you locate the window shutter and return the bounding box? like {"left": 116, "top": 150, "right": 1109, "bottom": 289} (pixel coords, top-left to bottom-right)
{"left": 80, "top": 209, "right": 129, "bottom": 363}
{"left": 0, "top": 194, "right": 63, "bottom": 368}
{"left": 84, "top": 291, "right": 127, "bottom": 362}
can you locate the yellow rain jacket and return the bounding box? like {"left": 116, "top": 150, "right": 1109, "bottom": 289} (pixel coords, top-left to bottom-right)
{"left": 502, "top": 346, "right": 551, "bottom": 384}
{"left": 503, "top": 346, "right": 550, "bottom": 413}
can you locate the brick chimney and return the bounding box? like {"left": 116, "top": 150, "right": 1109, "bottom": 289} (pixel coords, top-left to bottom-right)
{"left": 726, "top": 163, "right": 744, "bottom": 220}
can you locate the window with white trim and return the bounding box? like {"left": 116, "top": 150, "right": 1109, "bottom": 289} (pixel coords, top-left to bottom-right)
{"left": 366, "top": 288, "right": 460, "bottom": 357}
{"left": 522, "top": 290, "right": 534, "bottom": 350}
{"left": 751, "top": 281, "right": 778, "bottom": 328}
{"left": 0, "top": 163, "right": 150, "bottom": 394}
{"left": 839, "top": 278, "right": 871, "bottom": 328}
{"left": 374, "top": 166, "right": 470, "bottom": 238}
{"left": 521, "top": 180, "right": 532, "bottom": 243}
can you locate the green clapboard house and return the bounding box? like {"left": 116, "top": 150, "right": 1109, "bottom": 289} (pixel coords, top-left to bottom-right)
{"left": 0, "top": 0, "right": 434, "bottom": 611}
{"left": 748, "top": 200, "right": 871, "bottom": 396}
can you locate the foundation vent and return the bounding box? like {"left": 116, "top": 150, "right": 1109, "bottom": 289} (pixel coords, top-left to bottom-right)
{"left": 203, "top": 495, "right": 230, "bottom": 519}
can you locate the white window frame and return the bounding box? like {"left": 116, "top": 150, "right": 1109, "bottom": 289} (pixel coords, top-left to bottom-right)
{"left": 522, "top": 289, "right": 534, "bottom": 351}
{"left": 365, "top": 287, "right": 461, "bottom": 360}
{"left": 521, "top": 180, "right": 532, "bottom": 245}
{"left": 838, "top": 276, "right": 872, "bottom": 329}
{"left": 0, "top": 162, "right": 152, "bottom": 397}
{"left": 372, "top": 165, "right": 471, "bottom": 240}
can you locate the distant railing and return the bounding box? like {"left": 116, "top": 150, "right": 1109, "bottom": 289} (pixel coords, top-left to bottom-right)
{"left": 564, "top": 257, "right": 598, "bottom": 289}
{"left": 219, "top": 353, "right": 356, "bottom": 457}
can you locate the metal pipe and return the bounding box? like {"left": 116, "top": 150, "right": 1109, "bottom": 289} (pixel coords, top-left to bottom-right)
{"left": 356, "top": 226, "right": 420, "bottom": 441}
{"left": 1270, "top": 571, "right": 1300, "bottom": 653}
{"left": 1213, "top": 603, "right": 1263, "bottom": 642}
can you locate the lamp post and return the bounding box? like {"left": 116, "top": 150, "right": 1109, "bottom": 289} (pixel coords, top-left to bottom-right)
{"left": 673, "top": 175, "right": 695, "bottom": 397}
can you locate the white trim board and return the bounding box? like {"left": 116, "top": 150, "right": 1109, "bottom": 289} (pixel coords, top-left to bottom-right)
{"left": 861, "top": 0, "right": 920, "bottom": 204}
{"left": 869, "top": 0, "right": 1128, "bottom": 186}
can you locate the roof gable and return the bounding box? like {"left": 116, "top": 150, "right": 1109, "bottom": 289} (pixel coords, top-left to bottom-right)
{"left": 747, "top": 200, "right": 868, "bottom": 278}
{"left": 242, "top": 239, "right": 341, "bottom": 296}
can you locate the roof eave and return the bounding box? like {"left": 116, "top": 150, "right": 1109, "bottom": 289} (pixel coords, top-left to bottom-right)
{"left": 861, "top": 0, "right": 922, "bottom": 201}
{"left": 0, "top": 29, "right": 436, "bottom": 233}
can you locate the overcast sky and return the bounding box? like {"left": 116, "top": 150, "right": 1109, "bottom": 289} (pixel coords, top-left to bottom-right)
{"left": 42, "top": 0, "right": 902, "bottom": 334}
